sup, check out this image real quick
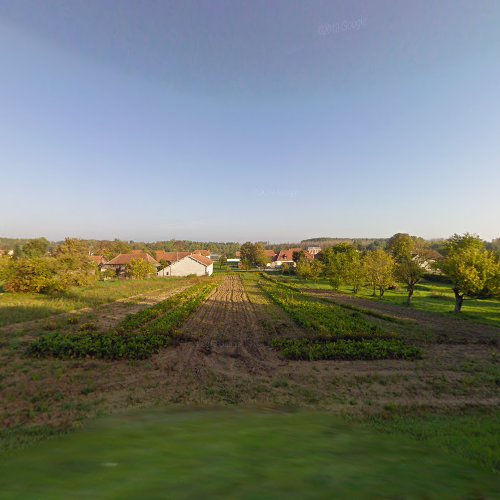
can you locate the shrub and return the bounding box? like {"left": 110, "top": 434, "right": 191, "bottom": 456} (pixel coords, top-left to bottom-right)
{"left": 126, "top": 258, "right": 157, "bottom": 279}
{"left": 271, "top": 338, "right": 422, "bottom": 361}
{"left": 28, "top": 332, "right": 170, "bottom": 360}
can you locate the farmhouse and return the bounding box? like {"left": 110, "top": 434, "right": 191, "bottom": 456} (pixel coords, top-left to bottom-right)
{"left": 154, "top": 249, "right": 211, "bottom": 264}
{"left": 104, "top": 250, "right": 160, "bottom": 276}
{"left": 272, "top": 248, "right": 314, "bottom": 268}
{"left": 157, "top": 253, "right": 213, "bottom": 277}
{"left": 89, "top": 255, "right": 106, "bottom": 266}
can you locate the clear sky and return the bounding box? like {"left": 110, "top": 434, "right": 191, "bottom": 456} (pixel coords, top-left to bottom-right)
{"left": 0, "top": 0, "right": 499, "bottom": 242}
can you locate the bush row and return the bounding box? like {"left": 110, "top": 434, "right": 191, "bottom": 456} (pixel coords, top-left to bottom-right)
{"left": 27, "top": 332, "right": 170, "bottom": 360}
{"left": 271, "top": 338, "right": 422, "bottom": 361}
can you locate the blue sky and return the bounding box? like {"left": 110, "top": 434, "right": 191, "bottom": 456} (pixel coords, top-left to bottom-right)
{"left": 0, "top": 0, "right": 499, "bottom": 242}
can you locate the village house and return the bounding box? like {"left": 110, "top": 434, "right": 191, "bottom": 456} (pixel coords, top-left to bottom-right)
{"left": 271, "top": 248, "right": 314, "bottom": 268}
{"left": 103, "top": 250, "right": 160, "bottom": 276}
{"left": 154, "top": 249, "right": 210, "bottom": 264}
{"left": 89, "top": 255, "right": 107, "bottom": 269}
{"left": 157, "top": 253, "right": 213, "bottom": 277}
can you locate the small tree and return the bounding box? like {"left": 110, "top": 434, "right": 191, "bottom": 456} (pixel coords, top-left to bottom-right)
{"left": 239, "top": 242, "right": 256, "bottom": 269}
{"left": 295, "top": 258, "right": 312, "bottom": 279}
{"left": 292, "top": 250, "right": 306, "bottom": 263}
{"left": 386, "top": 233, "right": 415, "bottom": 261}
{"left": 254, "top": 243, "right": 269, "bottom": 268}
{"left": 439, "top": 234, "right": 499, "bottom": 312}
{"left": 321, "top": 244, "right": 361, "bottom": 292}
{"left": 346, "top": 252, "right": 365, "bottom": 294}
{"left": 239, "top": 242, "right": 268, "bottom": 269}
{"left": 364, "top": 249, "right": 395, "bottom": 298}
{"left": 23, "top": 237, "right": 50, "bottom": 258}
{"left": 126, "top": 258, "right": 156, "bottom": 280}
{"left": 219, "top": 255, "right": 228, "bottom": 269}
{"left": 397, "top": 256, "right": 425, "bottom": 305}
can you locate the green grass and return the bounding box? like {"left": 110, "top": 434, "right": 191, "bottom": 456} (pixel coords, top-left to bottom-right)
{"left": 280, "top": 276, "right": 500, "bottom": 327}
{"left": 0, "top": 278, "right": 193, "bottom": 328}
{"left": 0, "top": 410, "right": 498, "bottom": 499}
{"left": 365, "top": 412, "right": 500, "bottom": 473}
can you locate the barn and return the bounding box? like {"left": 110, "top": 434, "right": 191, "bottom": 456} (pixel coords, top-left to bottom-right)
{"left": 157, "top": 253, "right": 213, "bottom": 277}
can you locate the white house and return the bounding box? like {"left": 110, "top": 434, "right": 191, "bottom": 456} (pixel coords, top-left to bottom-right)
{"left": 157, "top": 254, "right": 213, "bottom": 277}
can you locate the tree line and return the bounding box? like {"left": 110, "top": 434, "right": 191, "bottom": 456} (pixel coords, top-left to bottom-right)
{"left": 0, "top": 238, "right": 160, "bottom": 293}
{"left": 241, "top": 233, "right": 500, "bottom": 314}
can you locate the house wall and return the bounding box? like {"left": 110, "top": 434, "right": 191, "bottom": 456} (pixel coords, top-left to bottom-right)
{"left": 158, "top": 257, "right": 213, "bottom": 277}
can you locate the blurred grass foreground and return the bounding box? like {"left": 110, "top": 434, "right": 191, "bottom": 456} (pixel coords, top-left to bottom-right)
{"left": 0, "top": 410, "right": 498, "bottom": 499}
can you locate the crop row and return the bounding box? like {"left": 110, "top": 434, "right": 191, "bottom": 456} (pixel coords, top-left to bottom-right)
{"left": 117, "top": 282, "right": 213, "bottom": 332}
{"left": 27, "top": 281, "right": 218, "bottom": 360}
{"left": 259, "top": 278, "right": 387, "bottom": 339}
{"left": 259, "top": 276, "right": 422, "bottom": 360}
{"left": 271, "top": 338, "right": 422, "bottom": 361}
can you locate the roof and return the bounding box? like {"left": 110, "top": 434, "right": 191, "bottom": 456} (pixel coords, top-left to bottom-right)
{"left": 188, "top": 254, "right": 213, "bottom": 267}
{"left": 89, "top": 255, "right": 106, "bottom": 264}
{"left": 106, "top": 252, "right": 160, "bottom": 266}
{"left": 155, "top": 251, "right": 191, "bottom": 263}
{"left": 193, "top": 249, "right": 211, "bottom": 257}
{"left": 155, "top": 250, "right": 211, "bottom": 263}
{"left": 276, "top": 248, "right": 313, "bottom": 262}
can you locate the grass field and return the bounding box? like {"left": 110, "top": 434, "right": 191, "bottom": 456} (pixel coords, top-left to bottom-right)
{"left": 0, "top": 410, "right": 498, "bottom": 499}
{"left": 0, "top": 278, "right": 192, "bottom": 328}
{"left": 274, "top": 276, "right": 500, "bottom": 327}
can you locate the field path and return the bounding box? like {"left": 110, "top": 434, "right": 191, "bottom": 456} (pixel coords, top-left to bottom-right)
{"left": 155, "top": 274, "right": 293, "bottom": 404}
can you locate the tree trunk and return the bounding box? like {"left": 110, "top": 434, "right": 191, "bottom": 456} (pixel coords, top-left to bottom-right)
{"left": 454, "top": 289, "right": 464, "bottom": 313}
{"left": 372, "top": 284, "right": 376, "bottom": 296}
{"left": 406, "top": 286, "right": 414, "bottom": 306}
{"left": 379, "top": 286, "right": 385, "bottom": 298}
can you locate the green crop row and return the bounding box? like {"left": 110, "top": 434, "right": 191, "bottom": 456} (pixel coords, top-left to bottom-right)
{"left": 117, "top": 282, "right": 209, "bottom": 332}
{"left": 27, "top": 281, "right": 218, "bottom": 360}
{"left": 271, "top": 338, "right": 422, "bottom": 361}
{"left": 259, "top": 278, "right": 387, "bottom": 339}
{"left": 27, "top": 332, "right": 170, "bottom": 360}
{"left": 142, "top": 283, "right": 217, "bottom": 336}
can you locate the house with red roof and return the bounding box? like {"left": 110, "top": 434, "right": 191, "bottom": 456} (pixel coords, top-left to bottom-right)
{"left": 104, "top": 250, "right": 160, "bottom": 276}
{"left": 271, "top": 248, "right": 314, "bottom": 268}
{"left": 157, "top": 253, "right": 213, "bottom": 277}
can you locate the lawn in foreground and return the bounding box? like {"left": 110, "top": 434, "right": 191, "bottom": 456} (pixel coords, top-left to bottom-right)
{"left": 0, "top": 278, "right": 192, "bottom": 328}
{"left": 0, "top": 410, "right": 498, "bottom": 499}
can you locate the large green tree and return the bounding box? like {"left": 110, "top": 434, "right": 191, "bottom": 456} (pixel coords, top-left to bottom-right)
{"left": 386, "top": 233, "right": 415, "bottom": 261}
{"left": 21, "top": 238, "right": 50, "bottom": 259}
{"left": 387, "top": 234, "right": 432, "bottom": 305}
{"left": 439, "top": 233, "right": 499, "bottom": 312}
{"left": 239, "top": 242, "right": 267, "bottom": 269}
{"left": 319, "top": 244, "right": 363, "bottom": 292}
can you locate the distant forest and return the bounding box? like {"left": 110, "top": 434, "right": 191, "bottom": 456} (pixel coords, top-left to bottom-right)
{"left": 1, "top": 236, "right": 498, "bottom": 258}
